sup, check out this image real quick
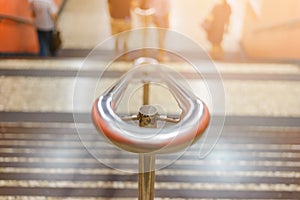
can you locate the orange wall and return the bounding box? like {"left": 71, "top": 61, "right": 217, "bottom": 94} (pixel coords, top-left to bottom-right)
{"left": 0, "top": 0, "right": 63, "bottom": 55}
{"left": 241, "top": 0, "right": 300, "bottom": 60}
{"left": 0, "top": 0, "right": 38, "bottom": 54}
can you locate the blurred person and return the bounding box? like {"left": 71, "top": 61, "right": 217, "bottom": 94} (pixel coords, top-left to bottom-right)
{"left": 108, "top": 0, "right": 133, "bottom": 56}
{"left": 135, "top": 0, "right": 170, "bottom": 61}
{"left": 30, "top": 0, "right": 58, "bottom": 57}
{"left": 202, "top": 0, "right": 231, "bottom": 60}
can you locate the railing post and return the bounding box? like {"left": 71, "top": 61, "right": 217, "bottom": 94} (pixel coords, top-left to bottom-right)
{"left": 137, "top": 105, "right": 158, "bottom": 199}
{"left": 138, "top": 154, "right": 156, "bottom": 200}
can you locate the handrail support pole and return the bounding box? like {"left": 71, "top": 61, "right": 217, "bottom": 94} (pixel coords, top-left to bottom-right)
{"left": 138, "top": 154, "right": 156, "bottom": 200}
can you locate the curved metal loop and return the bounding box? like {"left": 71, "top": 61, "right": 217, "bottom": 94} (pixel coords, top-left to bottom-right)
{"left": 92, "top": 63, "right": 210, "bottom": 154}
{"left": 133, "top": 57, "right": 158, "bottom": 66}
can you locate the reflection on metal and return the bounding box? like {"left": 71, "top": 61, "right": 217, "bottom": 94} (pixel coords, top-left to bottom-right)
{"left": 133, "top": 57, "right": 159, "bottom": 66}
{"left": 92, "top": 64, "right": 210, "bottom": 153}
{"left": 92, "top": 58, "right": 210, "bottom": 199}
{"left": 158, "top": 114, "right": 181, "bottom": 123}
{"left": 134, "top": 7, "right": 156, "bottom": 17}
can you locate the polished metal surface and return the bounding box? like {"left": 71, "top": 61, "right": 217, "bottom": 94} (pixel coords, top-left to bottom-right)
{"left": 92, "top": 61, "right": 210, "bottom": 200}
{"left": 92, "top": 63, "right": 210, "bottom": 154}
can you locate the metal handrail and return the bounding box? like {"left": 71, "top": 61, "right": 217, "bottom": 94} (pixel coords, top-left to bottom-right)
{"left": 92, "top": 64, "right": 210, "bottom": 154}
{"left": 92, "top": 60, "right": 210, "bottom": 200}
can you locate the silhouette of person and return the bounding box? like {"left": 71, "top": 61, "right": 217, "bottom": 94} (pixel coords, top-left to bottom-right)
{"left": 107, "top": 0, "right": 133, "bottom": 55}
{"left": 149, "top": 0, "right": 170, "bottom": 61}
{"left": 30, "top": 0, "right": 58, "bottom": 57}
{"left": 134, "top": 0, "right": 170, "bottom": 61}
{"left": 204, "top": 0, "right": 231, "bottom": 60}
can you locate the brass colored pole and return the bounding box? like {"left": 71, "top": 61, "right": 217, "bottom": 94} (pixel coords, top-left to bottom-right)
{"left": 143, "top": 82, "right": 150, "bottom": 105}
{"left": 138, "top": 154, "right": 156, "bottom": 200}
{"left": 137, "top": 105, "right": 158, "bottom": 200}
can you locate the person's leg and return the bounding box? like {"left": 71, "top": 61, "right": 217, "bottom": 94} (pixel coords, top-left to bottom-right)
{"left": 210, "top": 44, "right": 217, "bottom": 60}
{"left": 120, "top": 21, "right": 131, "bottom": 53}
{"left": 37, "top": 30, "right": 47, "bottom": 57}
{"left": 121, "top": 23, "right": 132, "bottom": 61}
{"left": 210, "top": 43, "right": 224, "bottom": 60}
{"left": 111, "top": 19, "right": 121, "bottom": 55}
{"left": 216, "top": 44, "right": 224, "bottom": 60}
{"left": 47, "top": 30, "right": 58, "bottom": 57}
{"left": 157, "top": 29, "right": 168, "bottom": 61}
{"left": 46, "top": 30, "right": 57, "bottom": 57}
{"left": 155, "top": 15, "right": 169, "bottom": 61}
